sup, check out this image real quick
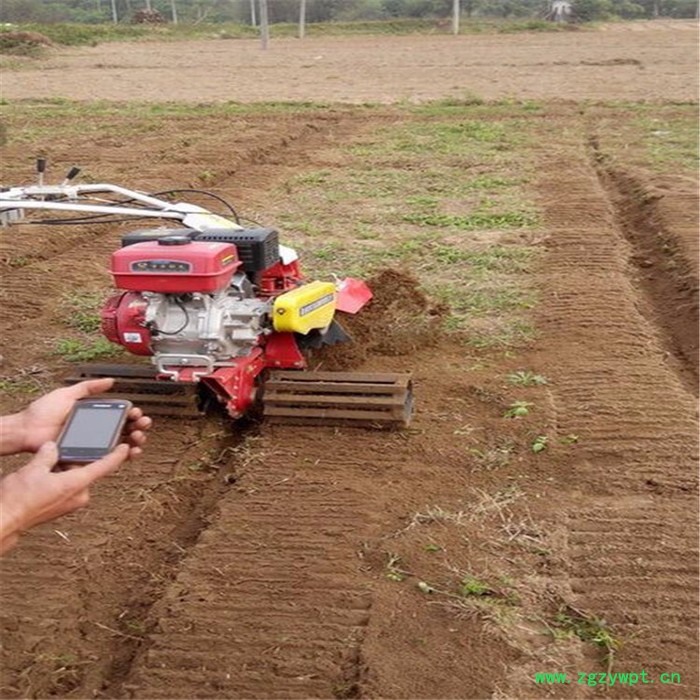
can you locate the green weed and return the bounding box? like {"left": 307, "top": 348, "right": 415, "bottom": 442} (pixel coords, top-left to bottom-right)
{"left": 434, "top": 283, "right": 537, "bottom": 317}
{"left": 59, "top": 291, "right": 103, "bottom": 333}
{"left": 461, "top": 575, "right": 492, "bottom": 596}
{"left": 293, "top": 170, "right": 332, "bottom": 185}
{"left": 386, "top": 553, "right": 407, "bottom": 582}
{"left": 465, "top": 175, "right": 522, "bottom": 190}
{"left": 53, "top": 337, "right": 120, "bottom": 362}
{"left": 467, "top": 319, "right": 538, "bottom": 349}
{"left": 0, "top": 367, "right": 49, "bottom": 396}
{"left": 507, "top": 370, "right": 548, "bottom": 386}
{"left": 531, "top": 435, "right": 548, "bottom": 453}
{"left": 552, "top": 606, "right": 622, "bottom": 667}
{"left": 403, "top": 211, "right": 538, "bottom": 230}
{"left": 469, "top": 438, "right": 515, "bottom": 471}
{"left": 503, "top": 401, "right": 533, "bottom": 419}
{"left": 559, "top": 434, "right": 580, "bottom": 445}
{"left": 4, "top": 255, "right": 30, "bottom": 268}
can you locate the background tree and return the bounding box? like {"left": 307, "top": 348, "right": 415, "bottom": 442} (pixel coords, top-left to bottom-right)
{"left": 0, "top": 0, "right": 697, "bottom": 25}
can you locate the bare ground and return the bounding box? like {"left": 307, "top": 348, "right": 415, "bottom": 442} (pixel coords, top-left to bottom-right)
{"left": 0, "top": 21, "right": 698, "bottom": 103}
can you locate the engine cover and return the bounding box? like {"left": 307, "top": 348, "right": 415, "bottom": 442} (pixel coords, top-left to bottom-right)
{"left": 111, "top": 239, "right": 239, "bottom": 294}
{"left": 101, "top": 291, "right": 152, "bottom": 355}
{"left": 144, "top": 290, "right": 270, "bottom": 363}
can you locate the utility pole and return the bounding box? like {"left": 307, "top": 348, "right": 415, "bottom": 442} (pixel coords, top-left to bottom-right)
{"left": 299, "top": 0, "right": 307, "bottom": 39}
{"left": 259, "top": 0, "right": 269, "bottom": 50}
{"left": 250, "top": 0, "right": 257, "bottom": 27}
{"left": 452, "top": 0, "right": 460, "bottom": 35}
{"left": 110, "top": 0, "right": 118, "bottom": 23}
{"left": 170, "top": 0, "right": 178, "bottom": 23}
{"left": 145, "top": 0, "right": 152, "bottom": 11}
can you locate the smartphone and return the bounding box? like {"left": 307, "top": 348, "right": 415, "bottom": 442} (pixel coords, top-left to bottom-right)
{"left": 57, "top": 399, "right": 133, "bottom": 464}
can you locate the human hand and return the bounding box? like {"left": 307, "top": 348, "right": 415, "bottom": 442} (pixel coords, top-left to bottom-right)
{"left": 0, "top": 441, "right": 129, "bottom": 555}
{"left": 7, "top": 379, "right": 152, "bottom": 457}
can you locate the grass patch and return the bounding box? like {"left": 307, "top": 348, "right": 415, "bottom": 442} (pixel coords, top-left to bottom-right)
{"left": 280, "top": 106, "right": 541, "bottom": 352}
{"left": 434, "top": 283, "right": 537, "bottom": 315}
{"left": 0, "top": 365, "right": 51, "bottom": 396}
{"left": 636, "top": 111, "right": 699, "bottom": 172}
{"left": 0, "top": 32, "right": 50, "bottom": 57}
{"left": 59, "top": 291, "right": 104, "bottom": 333}
{"left": 469, "top": 437, "right": 515, "bottom": 471}
{"left": 589, "top": 103, "right": 699, "bottom": 175}
{"left": 551, "top": 606, "right": 623, "bottom": 668}
{"left": 403, "top": 211, "right": 538, "bottom": 230}
{"left": 53, "top": 337, "right": 121, "bottom": 362}
{"left": 4, "top": 98, "right": 543, "bottom": 354}
{"left": 503, "top": 400, "right": 533, "bottom": 419}
{"left": 0, "top": 99, "right": 345, "bottom": 144}
{"left": 507, "top": 370, "right": 548, "bottom": 386}
{"left": 466, "top": 319, "right": 538, "bottom": 349}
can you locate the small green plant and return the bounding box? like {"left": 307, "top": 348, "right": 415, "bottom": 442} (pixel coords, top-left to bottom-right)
{"left": 531, "top": 435, "right": 548, "bottom": 453}
{"left": 507, "top": 370, "right": 548, "bottom": 386}
{"left": 123, "top": 619, "right": 146, "bottom": 635}
{"left": 386, "top": 553, "right": 407, "bottom": 582}
{"left": 0, "top": 376, "right": 41, "bottom": 396}
{"left": 424, "top": 543, "right": 442, "bottom": 553}
{"left": 552, "top": 606, "right": 622, "bottom": 667}
{"left": 60, "top": 291, "right": 103, "bottom": 333}
{"left": 0, "top": 368, "right": 47, "bottom": 396}
{"left": 503, "top": 401, "right": 533, "bottom": 418}
{"left": 197, "top": 169, "right": 217, "bottom": 185}
{"left": 470, "top": 438, "right": 514, "bottom": 470}
{"left": 460, "top": 575, "right": 492, "bottom": 596}
{"left": 559, "top": 434, "right": 580, "bottom": 445}
{"left": 53, "top": 337, "right": 120, "bottom": 362}
{"left": 403, "top": 211, "right": 538, "bottom": 230}
{"left": 6, "top": 255, "right": 30, "bottom": 268}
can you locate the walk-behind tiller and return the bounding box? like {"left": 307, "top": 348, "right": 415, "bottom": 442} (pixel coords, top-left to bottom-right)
{"left": 0, "top": 162, "right": 413, "bottom": 428}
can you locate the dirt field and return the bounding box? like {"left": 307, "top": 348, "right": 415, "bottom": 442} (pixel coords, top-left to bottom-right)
{"left": 1, "top": 20, "right": 698, "bottom": 103}
{"left": 0, "top": 21, "right": 698, "bottom": 700}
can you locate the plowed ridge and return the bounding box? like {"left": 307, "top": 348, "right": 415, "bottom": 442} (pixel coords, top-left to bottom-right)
{"left": 126, "top": 428, "right": 400, "bottom": 698}
{"left": 537, "top": 132, "right": 698, "bottom": 695}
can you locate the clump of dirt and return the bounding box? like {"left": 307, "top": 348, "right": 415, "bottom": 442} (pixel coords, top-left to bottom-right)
{"left": 312, "top": 268, "right": 446, "bottom": 370}
{"left": 0, "top": 31, "right": 54, "bottom": 56}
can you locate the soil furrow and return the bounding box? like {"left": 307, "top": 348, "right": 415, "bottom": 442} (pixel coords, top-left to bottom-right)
{"left": 536, "top": 140, "right": 698, "bottom": 696}
{"left": 587, "top": 136, "right": 699, "bottom": 393}
{"left": 122, "top": 427, "right": 388, "bottom": 699}
{"left": 0, "top": 417, "right": 240, "bottom": 698}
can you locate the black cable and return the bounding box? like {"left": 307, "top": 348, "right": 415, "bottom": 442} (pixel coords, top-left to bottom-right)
{"left": 152, "top": 297, "right": 190, "bottom": 336}
{"left": 240, "top": 216, "right": 264, "bottom": 228}
{"left": 150, "top": 189, "right": 241, "bottom": 224}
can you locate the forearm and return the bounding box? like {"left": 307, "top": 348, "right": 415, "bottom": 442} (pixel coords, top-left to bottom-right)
{"left": 0, "top": 413, "right": 28, "bottom": 456}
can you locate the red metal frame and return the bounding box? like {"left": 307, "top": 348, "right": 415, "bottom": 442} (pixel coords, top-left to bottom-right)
{"left": 100, "top": 240, "right": 371, "bottom": 418}
{"left": 198, "top": 349, "right": 266, "bottom": 418}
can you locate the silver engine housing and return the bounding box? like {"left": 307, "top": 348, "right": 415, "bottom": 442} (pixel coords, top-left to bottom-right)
{"left": 144, "top": 272, "right": 271, "bottom": 366}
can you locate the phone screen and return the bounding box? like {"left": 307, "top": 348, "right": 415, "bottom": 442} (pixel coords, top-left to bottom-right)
{"left": 60, "top": 401, "right": 130, "bottom": 458}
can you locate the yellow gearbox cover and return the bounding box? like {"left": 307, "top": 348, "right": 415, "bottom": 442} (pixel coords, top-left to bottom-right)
{"left": 273, "top": 281, "right": 337, "bottom": 334}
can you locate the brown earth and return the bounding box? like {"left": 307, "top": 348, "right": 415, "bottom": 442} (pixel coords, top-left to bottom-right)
{"left": 0, "top": 25, "right": 698, "bottom": 700}
{"left": 0, "top": 21, "right": 698, "bottom": 103}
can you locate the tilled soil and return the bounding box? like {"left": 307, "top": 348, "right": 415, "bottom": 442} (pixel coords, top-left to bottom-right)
{"left": 1, "top": 21, "right": 698, "bottom": 103}
{"left": 0, "top": 35, "right": 698, "bottom": 699}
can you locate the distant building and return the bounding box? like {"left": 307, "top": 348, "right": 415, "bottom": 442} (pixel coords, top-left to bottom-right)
{"left": 546, "top": 0, "right": 574, "bottom": 22}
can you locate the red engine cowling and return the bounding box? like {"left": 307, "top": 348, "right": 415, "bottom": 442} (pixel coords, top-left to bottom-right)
{"left": 101, "top": 292, "right": 152, "bottom": 356}
{"left": 110, "top": 239, "right": 239, "bottom": 294}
